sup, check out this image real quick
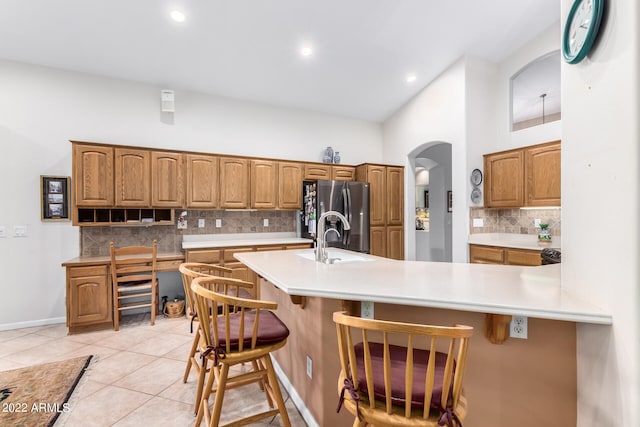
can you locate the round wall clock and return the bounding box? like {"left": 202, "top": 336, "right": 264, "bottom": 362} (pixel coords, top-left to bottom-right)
{"left": 562, "top": 0, "right": 604, "bottom": 64}
{"left": 470, "top": 169, "right": 483, "bottom": 186}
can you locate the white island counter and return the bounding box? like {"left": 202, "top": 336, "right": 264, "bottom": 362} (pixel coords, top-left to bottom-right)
{"left": 235, "top": 248, "right": 606, "bottom": 427}
{"left": 235, "top": 248, "right": 610, "bottom": 324}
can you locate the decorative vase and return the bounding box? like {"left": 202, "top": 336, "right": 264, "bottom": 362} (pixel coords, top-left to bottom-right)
{"left": 333, "top": 151, "right": 341, "bottom": 164}
{"left": 323, "top": 146, "right": 334, "bottom": 163}
{"left": 538, "top": 223, "right": 551, "bottom": 242}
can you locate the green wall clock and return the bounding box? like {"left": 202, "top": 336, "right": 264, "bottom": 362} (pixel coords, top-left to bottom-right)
{"left": 563, "top": 0, "right": 604, "bottom": 64}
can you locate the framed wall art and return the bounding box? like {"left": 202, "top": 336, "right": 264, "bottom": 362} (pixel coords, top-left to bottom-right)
{"left": 447, "top": 191, "right": 453, "bottom": 213}
{"left": 41, "top": 176, "right": 71, "bottom": 221}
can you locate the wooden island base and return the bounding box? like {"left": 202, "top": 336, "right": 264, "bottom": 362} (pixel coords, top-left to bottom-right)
{"left": 260, "top": 278, "right": 577, "bottom": 427}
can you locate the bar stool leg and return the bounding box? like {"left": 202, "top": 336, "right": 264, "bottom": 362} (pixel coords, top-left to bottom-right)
{"left": 263, "top": 355, "right": 291, "bottom": 427}
{"left": 210, "top": 363, "right": 230, "bottom": 427}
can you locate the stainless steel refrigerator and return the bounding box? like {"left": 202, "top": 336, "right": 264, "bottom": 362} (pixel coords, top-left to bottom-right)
{"left": 301, "top": 180, "right": 370, "bottom": 253}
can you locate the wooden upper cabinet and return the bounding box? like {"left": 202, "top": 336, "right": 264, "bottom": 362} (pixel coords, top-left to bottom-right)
{"left": 115, "top": 148, "right": 151, "bottom": 207}
{"left": 151, "top": 151, "right": 183, "bottom": 207}
{"left": 73, "top": 144, "right": 114, "bottom": 207}
{"left": 525, "top": 141, "right": 561, "bottom": 207}
{"left": 484, "top": 141, "right": 560, "bottom": 208}
{"left": 278, "top": 162, "right": 303, "bottom": 209}
{"left": 484, "top": 149, "right": 524, "bottom": 208}
{"left": 357, "top": 164, "right": 386, "bottom": 226}
{"left": 250, "top": 160, "right": 277, "bottom": 209}
{"left": 186, "top": 154, "right": 218, "bottom": 208}
{"left": 220, "top": 157, "right": 250, "bottom": 208}
{"left": 332, "top": 165, "right": 356, "bottom": 181}
{"left": 304, "top": 164, "right": 331, "bottom": 180}
{"left": 386, "top": 166, "right": 404, "bottom": 226}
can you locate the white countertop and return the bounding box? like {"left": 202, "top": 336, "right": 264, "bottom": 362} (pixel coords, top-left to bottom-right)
{"left": 235, "top": 248, "right": 610, "bottom": 325}
{"left": 182, "top": 232, "right": 313, "bottom": 249}
{"left": 468, "top": 233, "right": 561, "bottom": 251}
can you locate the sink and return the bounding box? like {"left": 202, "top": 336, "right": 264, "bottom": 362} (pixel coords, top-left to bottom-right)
{"left": 296, "top": 251, "right": 372, "bottom": 263}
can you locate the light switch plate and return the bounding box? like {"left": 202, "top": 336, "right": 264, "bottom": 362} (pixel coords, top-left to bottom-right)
{"left": 0, "top": 226, "right": 6, "bottom": 238}
{"left": 14, "top": 225, "right": 27, "bottom": 237}
{"left": 215, "top": 219, "right": 222, "bottom": 228}
{"left": 263, "top": 218, "right": 269, "bottom": 227}
{"left": 534, "top": 219, "right": 541, "bottom": 228}
{"left": 472, "top": 218, "right": 484, "bottom": 227}
{"left": 198, "top": 219, "right": 205, "bottom": 228}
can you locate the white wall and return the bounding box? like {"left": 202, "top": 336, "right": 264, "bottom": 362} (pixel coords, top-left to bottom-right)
{"left": 561, "top": 0, "right": 639, "bottom": 425}
{"left": 0, "top": 60, "right": 382, "bottom": 328}
{"left": 495, "top": 21, "right": 562, "bottom": 152}
{"left": 382, "top": 58, "right": 467, "bottom": 261}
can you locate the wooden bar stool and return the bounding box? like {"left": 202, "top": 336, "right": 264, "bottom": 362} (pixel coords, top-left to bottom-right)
{"left": 109, "top": 240, "right": 159, "bottom": 331}
{"left": 179, "top": 262, "right": 254, "bottom": 414}
{"left": 191, "top": 276, "right": 291, "bottom": 427}
{"left": 333, "top": 311, "right": 473, "bottom": 427}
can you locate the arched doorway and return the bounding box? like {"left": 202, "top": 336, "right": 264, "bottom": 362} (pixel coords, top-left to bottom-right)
{"left": 407, "top": 142, "right": 452, "bottom": 262}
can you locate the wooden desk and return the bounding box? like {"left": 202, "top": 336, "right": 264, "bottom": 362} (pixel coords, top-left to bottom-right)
{"left": 62, "top": 253, "right": 184, "bottom": 333}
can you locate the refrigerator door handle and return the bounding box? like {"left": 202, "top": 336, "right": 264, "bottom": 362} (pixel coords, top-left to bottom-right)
{"left": 344, "top": 186, "right": 352, "bottom": 246}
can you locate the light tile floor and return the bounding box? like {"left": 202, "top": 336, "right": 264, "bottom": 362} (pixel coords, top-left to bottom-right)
{"left": 0, "top": 315, "right": 307, "bottom": 427}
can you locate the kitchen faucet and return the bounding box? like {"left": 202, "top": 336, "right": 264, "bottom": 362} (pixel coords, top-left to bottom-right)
{"left": 316, "top": 210, "right": 351, "bottom": 263}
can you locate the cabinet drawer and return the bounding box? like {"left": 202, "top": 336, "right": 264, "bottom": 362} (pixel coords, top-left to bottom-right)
{"left": 157, "top": 259, "right": 184, "bottom": 271}
{"left": 506, "top": 249, "right": 541, "bottom": 266}
{"left": 285, "top": 244, "right": 312, "bottom": 250}
{"left": 224, "top": 247, "right": 255, "bottom": 262}
{"left": 186, "top": 249, "right": 222, "bottom": 264}
{"left": 469, "top": 245, "right": 505, "bottom": 264}
{"left": 256, "top": 245, "right": 285, "bottom": 252}
{"left": 69, "top": 265, "right": 108, "bottom": 278}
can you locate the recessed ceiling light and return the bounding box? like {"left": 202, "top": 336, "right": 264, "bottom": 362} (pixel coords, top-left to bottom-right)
{"left": 170, "top": 10, "right": 186, "bottom": 23}
{"left": 300, "top": 46, "right": 313, "bottom": 57}
{"left": 406, "top": 74, "right": 417, "bottom": 83}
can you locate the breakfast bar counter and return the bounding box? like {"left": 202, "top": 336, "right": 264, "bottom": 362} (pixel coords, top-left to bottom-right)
{"left": 235, "top": 248, "right": 610, "bottom": 324}
{"left": 235, "top": 248, "right": 611, "bottom": 427}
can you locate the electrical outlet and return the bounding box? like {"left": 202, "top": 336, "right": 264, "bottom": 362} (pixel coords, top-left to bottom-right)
{"left": 198, "top": 219, "right": 205, "bottom": 228}
{"left": 0, "top": 226, "right": 6, "bottom": 238}
{"left": 534, "top": 219, "right": 541, "bottom": 228}
{"left": 361, "top": 301, "right": 374, "bottom": 319}
{"left": 306, "top": 355, "right": 313, "bottom": 379}
{"left": 215, "top": 219, "right": 222, "bottom": 228}
{"left": 263, "top": 218, "right": 269, "bottom": 227}
{"left": 472, "top": 218, "right": 484, "bottom": 227}
{"left": 510, "top": 315, "right": 528, "bottom": 339}
{"left": 14, "top": 225, "right": 27, "bottom": 237}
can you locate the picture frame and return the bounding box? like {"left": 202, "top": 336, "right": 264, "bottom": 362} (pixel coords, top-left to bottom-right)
{"left": 41, "top": 176, "right": 71, "bottom": 221}
{"left": 447, "top": 191, "right": 453, "bottom": 212}
{"left": 423, "top": 190, "right": 429, "bottom": 209}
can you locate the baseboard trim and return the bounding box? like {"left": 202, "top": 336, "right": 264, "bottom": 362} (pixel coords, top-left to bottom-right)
{"left": 271, "top": 356, "right": 319, "bottom": 427}
{"left": 0, "top": 316, "right": 66, "bottom": 331}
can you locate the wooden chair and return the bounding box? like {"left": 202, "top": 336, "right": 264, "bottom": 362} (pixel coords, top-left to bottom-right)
{"left": 333, "top": 311, "right": 473, "bottom": 427}
{"left": 191, "top": 276, "right": 291, "bottom": 427}
{"left": 109, "top": 240, "right": 159, "bottom": 331}
{"left": 179, "top": 262, "right": 254, "bottom": 414}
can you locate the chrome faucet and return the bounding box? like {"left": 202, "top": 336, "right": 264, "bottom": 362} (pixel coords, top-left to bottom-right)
{"left": 316, "top": 210, "right": 351, "bottom": 263}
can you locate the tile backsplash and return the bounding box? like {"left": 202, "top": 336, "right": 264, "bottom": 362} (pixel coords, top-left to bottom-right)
{"left": 80, "top": 209, "right": 298, "bottom": 256}
{"left": 469, "top": 207, "right": 561, "bottom": 236}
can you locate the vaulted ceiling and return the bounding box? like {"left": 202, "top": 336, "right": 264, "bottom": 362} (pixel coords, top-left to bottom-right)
{"left": 0, "top": 0, "right": 559, "bottom": 122}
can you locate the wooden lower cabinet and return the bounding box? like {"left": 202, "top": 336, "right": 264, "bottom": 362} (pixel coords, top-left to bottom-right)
{"left": 370, "top": 226, "right": 387, "bottom": 258}
{"left": 66, "top": 265, "right": 112, "bottom": 333}
{"left": 387, "top": 226, "right": 405, "bottom": 260}
{"left": 469, "top": 244, "right": 541, "bottom": 266}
